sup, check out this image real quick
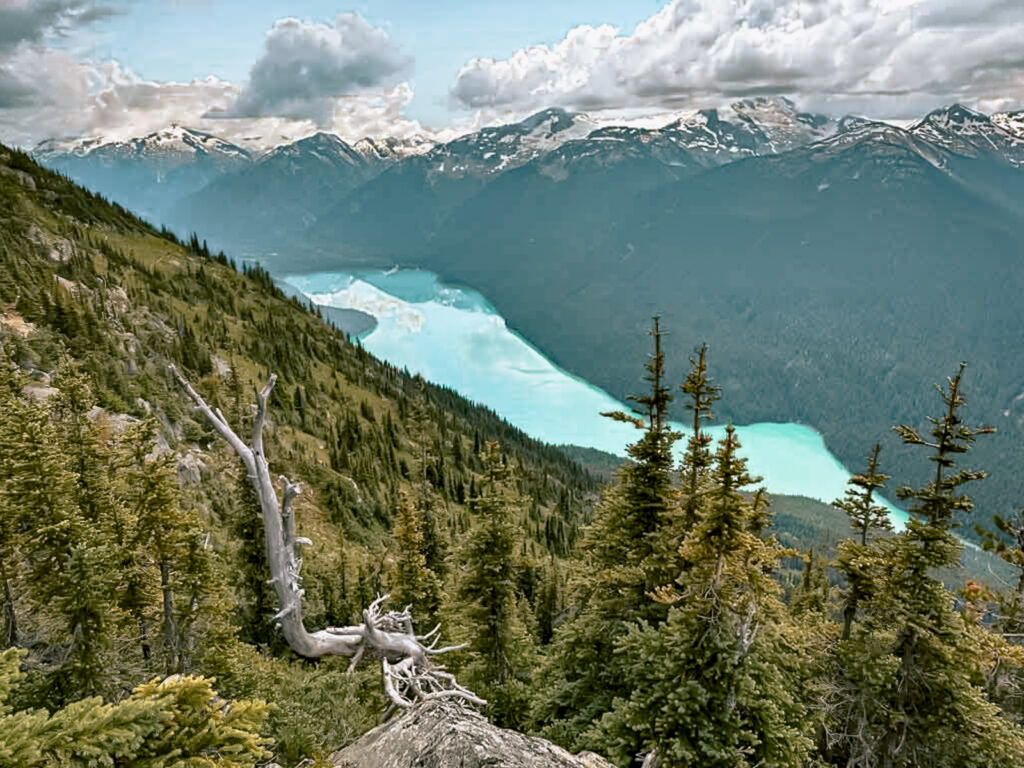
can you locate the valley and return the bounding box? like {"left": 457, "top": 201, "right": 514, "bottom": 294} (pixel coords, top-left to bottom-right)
{"left": 35, "top": 98, "right": 1024, "bottom": 536}
{"left": 284, "top": 268, "right": 907, "bottom": 525}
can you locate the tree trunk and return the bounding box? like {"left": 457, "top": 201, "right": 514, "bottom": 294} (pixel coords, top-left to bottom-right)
{"left": 159, "top": 560, "right": 177, "bottom": 670}
{"left": 171, "top": 366, "right": 482, "bottom": 708}
{"left": 0, "top": 556, "right": 16, "bottom": 648}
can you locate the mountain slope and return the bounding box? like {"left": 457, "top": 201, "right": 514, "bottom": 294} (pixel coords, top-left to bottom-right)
{"left": 416, "top": 121, "right": 1024, "bottom": 528}
{"left": 33, "top": 126, "right": 252, "bottom": 226}
{"left": 167, "top": 132, "right": 380, "bottom": 250}
{"left": 0, "top": 141, "right": 598, "bottom": 555}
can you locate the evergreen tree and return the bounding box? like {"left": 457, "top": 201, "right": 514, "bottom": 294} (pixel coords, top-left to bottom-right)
{"left": 679, "top": 342, "right": 721, "bottom": 531}
{"left": 0, "top": 387, "right": 115, "bottom": 701}
{"left": 229, "top": 473, "right": 278, "bottom": 649}
{"left": 451, "top": 441, "right": 537, "bottom": 729}
{"left": 388, "top": 490, "right": 442, "bottom": 621}
{"left": 534, "top": 319, "right": 682, "bottom": 751}
{"left": 969, "top": 508, "right": 1024, "bottom": 723}
{"left": 0, "top": 647, "right": 271, "bottom": 766}
{"left": 833, "top": 443, "right": 892, "bottom": 640}
{"left": 831, "top": 365, "right": 1024, "bottom": 767}
{"left": 596, "top": 426, "right": 811, "bottom": 768}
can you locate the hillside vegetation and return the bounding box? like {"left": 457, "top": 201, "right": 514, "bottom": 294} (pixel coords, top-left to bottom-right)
{"left": 2, "top": 146, "right": 1024, "bottom": 767}
{"left": 0, "top": 145, "right": 598, "bottom": 761}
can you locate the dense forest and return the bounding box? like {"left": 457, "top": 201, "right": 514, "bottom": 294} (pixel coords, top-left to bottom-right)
{"left": 2, "top": 146, "right": 1024, "bottom": 766}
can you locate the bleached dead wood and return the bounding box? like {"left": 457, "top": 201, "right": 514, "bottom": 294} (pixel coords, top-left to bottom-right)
{"left": 170, "top": 365, "right": 483, "bottom": 708}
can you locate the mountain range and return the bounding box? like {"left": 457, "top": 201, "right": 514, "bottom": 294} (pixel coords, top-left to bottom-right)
{"left": 31, "top": 97, "right": 1024, "bottom": 525}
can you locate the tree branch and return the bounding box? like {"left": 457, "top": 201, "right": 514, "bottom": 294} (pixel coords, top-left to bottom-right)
{"left": 172, "top": 366, "right": 482, "bottom": 707}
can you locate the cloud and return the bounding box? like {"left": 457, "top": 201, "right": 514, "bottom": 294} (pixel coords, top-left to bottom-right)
{"left": 450, "top": 0, "right": 1024, "bottom": 119}
{"left": 0, "top": 43, "right": 428, "bottom": 149}
{"left": 0, "top": 45, "right": 237, "bottom": 144}
{"left": 219, "top": 13, "right": 411, "bottom": 124}
{"left": 0, "top": 0, "right": 117, "bottom": 53}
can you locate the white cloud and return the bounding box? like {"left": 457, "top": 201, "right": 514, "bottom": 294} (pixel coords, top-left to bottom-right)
{"left": 450, "top": 0, "right": 1024, "bottom": 119}
{"left": 0, "top": 10, "right": 431, "bottom": 149}
{"left": 217, "top": 13, "right": 411, "bottom": 124}
{"left": 0, "top": 46, "right": 240, "bottom": 145}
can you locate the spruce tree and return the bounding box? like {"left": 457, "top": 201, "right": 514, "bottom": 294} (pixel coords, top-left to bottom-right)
{"left": 832, "top": 364, "right": 1024, "bottom": 767}
{"left": 596, "top": 426, "right": 811, "bottom": 768}
{"left": 451, "top": 441, "right": 537, "bottom": 729}
{"left": 833, "top": 443, "right": 892, "bottom": 640}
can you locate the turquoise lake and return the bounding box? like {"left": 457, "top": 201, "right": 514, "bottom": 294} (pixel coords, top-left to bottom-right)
{"left": 284, "top": 269, "right": 906, "bottom": 526}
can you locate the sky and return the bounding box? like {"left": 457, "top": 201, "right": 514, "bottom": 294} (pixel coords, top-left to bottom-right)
{"left": 1, "top": 0, "right": 1023, "bottom": 148}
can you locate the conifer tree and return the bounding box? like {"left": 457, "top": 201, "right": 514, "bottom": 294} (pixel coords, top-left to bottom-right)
{"left": 596, "top": 426, "right": 811, "bottom": 768}
{"left": 833, "top": 443, "right": 892, "bottom": 641}
{"left": 975, "top": 509, "right": 1024, "bottom": 722}
{"left": 832, "top": 364, "right": 1024, "bottom": 767}
{"left": 679, "top": 342, "right": 721, "bottom": 531}
{"left": 0, "top": 647, "right": 270, "bottom": 766}
{"left": 388, "top": 490, "right": 442, "bottom": 620}
{"left": 230, "top": 473, "right": 278, "bottom": 649}
{"left": 534, "top": 319, "right": 682, "bottom": 750}
{"left": 0, "top": 387, "right": 114, "bottom": 700}
{"left": 0, "top": 355, "right": 23, "bottom": 648}
{"left": 451, "top": 441, "right": 537, "bottom": 729}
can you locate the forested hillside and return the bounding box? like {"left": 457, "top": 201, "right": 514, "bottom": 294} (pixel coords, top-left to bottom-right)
{"left": 2, "top": 146, "right": 1024, "bottom": 767}
{"left": 0, "top": 145, "right": 599, "bottom": 762}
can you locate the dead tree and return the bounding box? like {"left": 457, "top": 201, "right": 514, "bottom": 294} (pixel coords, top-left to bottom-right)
{"left": 171, "top": 365, "right": 483, "bottom": 708}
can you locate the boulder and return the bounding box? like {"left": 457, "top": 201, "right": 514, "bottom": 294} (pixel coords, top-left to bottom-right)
{"left": 331, "top": 700, "right": 615, "bottom": 768}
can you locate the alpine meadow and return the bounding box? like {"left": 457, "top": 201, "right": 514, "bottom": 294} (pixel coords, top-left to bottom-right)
{"left": 2, "top": 1, "right": 1024, "bottom": 767}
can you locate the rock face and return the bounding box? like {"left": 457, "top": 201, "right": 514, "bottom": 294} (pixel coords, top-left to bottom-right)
{"left": 330, "top": 700, "right": 615, "bottom": 768}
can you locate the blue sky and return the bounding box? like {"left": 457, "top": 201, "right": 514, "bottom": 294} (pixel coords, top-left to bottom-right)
{"left": 1, "top": 1, "right": 1023, "bottom": 148}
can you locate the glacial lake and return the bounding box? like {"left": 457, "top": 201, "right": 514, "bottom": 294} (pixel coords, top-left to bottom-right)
{"left": 284, "top": 269, "right": 906, "bottom": 527}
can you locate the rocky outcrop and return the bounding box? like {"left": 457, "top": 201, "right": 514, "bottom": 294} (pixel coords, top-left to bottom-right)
{"left": 331, "top": 700, "right": 615, "bottom": 768}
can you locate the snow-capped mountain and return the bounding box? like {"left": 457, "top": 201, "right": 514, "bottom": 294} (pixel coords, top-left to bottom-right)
{"left": 29, "top": 100, "right": 1024, "bottom": 259}
{"left": 33, "top": 126, "right": 253, "bottom": 225}
{"left": 661, "top": 97, "right": 838, "bottom": 161}
{"left": 910, "top": 104, "right": 1024, "bottom": 167}
{"left": 258, "top": 131, "right": 366, "bottom": 173}
{"left": 424, "top": 107, "right": 600, "bottom": 179}
{"left": 353, "top": 135, "right": 436, "bottom": 163}
{"left": 36, "top": 125, "right": 251, "bottom": 171}
{"left": 521, "top": 98, "right": 837, "bottom": 180}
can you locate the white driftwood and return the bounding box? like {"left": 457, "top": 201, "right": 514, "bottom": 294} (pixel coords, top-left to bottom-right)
{"left": 171, "top": 366, "right": 483, "bottom": 708}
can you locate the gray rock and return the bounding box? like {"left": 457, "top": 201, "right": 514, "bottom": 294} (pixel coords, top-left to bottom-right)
{"left": 330, "top": 700, "right": 615, "bottom": 768}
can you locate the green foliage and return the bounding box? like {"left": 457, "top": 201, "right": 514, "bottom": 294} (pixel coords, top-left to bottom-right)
{"left": 450, "top": 441, "right": 538, "bottom": 729}
{"left": 595, "top": 427, "right": 812, "bottom": 768}
{"left": 834, "top": 444, "right": 892, "bottom": 641}
{"left": 827, "top": 365, "right": 1024, "bottom": 767}
{"left": 0, "top": 647, "right": 270, "bottom": 766}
